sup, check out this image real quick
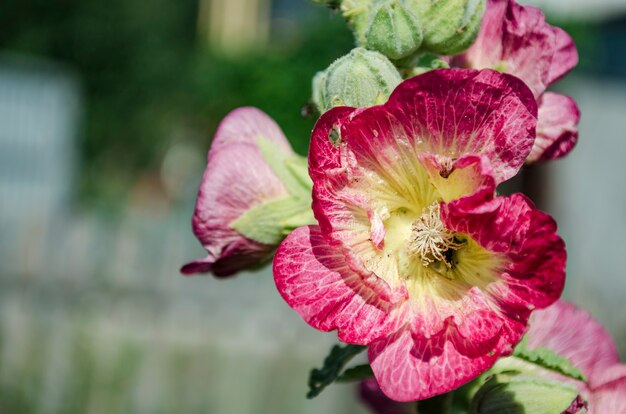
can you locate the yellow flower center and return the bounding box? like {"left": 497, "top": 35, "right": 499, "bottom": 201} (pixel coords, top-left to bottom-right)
{"left": 342, "top": 145, "right": 505, "bottom": 302}
{"left": 408, "top": 203, "right": 463, "bottom": 268}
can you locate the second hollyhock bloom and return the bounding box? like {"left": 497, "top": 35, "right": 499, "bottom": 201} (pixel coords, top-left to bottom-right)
{"left": 527, "top": 301, "right": 626, "bottom": 413}
{"left": 450, "top": 0, "right": 580, "bottom": 163}
{"left": 274, "top": 69, "right": 566, "bottom": 401}
{"left": 181, "top": 107, "right": 311, "bottom": 277}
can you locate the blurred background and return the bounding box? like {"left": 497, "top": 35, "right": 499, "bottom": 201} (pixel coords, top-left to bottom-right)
{"left": 0, "top": 0, "right": 624, "bottom": 413}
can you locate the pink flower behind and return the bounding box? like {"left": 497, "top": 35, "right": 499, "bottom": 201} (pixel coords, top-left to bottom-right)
{"left": 591, "top": 364, "right": 626, "bottom": 414}
{"left": 274, "top": 69, "right": 566, "bottom": 401}
{"left": 181, "top": 107, "right": 297, "bottom": 277}
{"left": 527, "top": 301, "right": 626, "bottom": 413}
{"left": 450, "top": 0, "right": 580, "bottom": 164}
{"left": 359, "top": 378, "right": 414, "bottom": 414}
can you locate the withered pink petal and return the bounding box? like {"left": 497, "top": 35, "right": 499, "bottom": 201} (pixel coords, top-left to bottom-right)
{"left": 183, "top": 108, "right": 292, "bottom": 277}
{"left": 273, "top": 225, "right": 406, "bottom": 344}
{"left": 527, "top": 92, "right": 580, "bottom": 163}
{"left": 442, "top": 193, "right": 566, "bottom": 312}
{"left": 526, "top": 301, "right": 620, "bottom": 379}
{"left": 590, "top": 364, "right": 626, "bottom": 414}
{"left": 547, "top": 27, "right": 579, "bottom": 85}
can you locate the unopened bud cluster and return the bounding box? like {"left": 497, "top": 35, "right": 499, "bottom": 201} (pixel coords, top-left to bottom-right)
{"left": 311, "top": 0, "right": 486, "bottom": 113}
{"left": 339, "top": 0, "right": 485, "bottom": 61}
{"left": 312, "top": 48, "right": 402, "bottom": 113}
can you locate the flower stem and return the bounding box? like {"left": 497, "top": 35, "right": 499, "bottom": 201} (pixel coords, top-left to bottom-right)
{"left": 416, "top": 392, "right": 452, "bottom": 414}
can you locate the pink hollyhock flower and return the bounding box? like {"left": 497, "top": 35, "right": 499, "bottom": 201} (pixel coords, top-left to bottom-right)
{"left": 181, "top": 107, "right": 298, "bottom": 277}
{"left": 273, "top": 69, "right": 566, "bottom": 401}
{"left": 527, "top": 301, "right": 626, "bottom": 413}
{"left": 450, "top": 0, "right": 580, "bottom": 164}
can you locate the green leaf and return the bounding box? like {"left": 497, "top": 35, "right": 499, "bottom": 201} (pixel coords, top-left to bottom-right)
{"left": 230, "top": 196, "right": 314, "bottom": 245}
{"left": 280, "top": 208, "right": 316, "bottom": 230}
{"left": 512, "top": 346, "right": 587, "bottom": 382}
{"left": 284, "top": 155, "right": 312, "bottom": 192}
{"left": 230, "top": 136, "right": 315, "bottom": 245}
{"left": 307, "top": 344, "right": 366, "bottom": 399}
{"left": 419, "top": 392, "right": 453, "bottom": 414}
{"left": 257, "top": 136, "right": 312, "bottom": 197}
{"left": 470, "top": 373, "right": 582, "bottom": 414}
{"left": 336, "top": 364, "right": 374, "bottom": 383}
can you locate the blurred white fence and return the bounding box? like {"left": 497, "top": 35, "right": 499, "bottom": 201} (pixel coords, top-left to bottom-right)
{"left": 0, "top": 209, "right": 368, "bottom": 414}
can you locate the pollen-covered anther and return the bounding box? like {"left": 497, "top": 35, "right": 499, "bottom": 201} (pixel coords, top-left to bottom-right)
{"left": 408, "top": 203, "right": 463, "bottom": 268}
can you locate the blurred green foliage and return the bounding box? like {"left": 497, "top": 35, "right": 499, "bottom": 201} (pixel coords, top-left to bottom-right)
{"left": 0, "top": 0, "right": 353, "bottom": 202}
{"left": 0, "top": 0, "right": 619, "bottom": 204}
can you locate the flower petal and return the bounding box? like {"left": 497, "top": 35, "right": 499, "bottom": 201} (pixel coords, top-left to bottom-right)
{"left": 181, "top": 237, "right": 272, "bottom": 277}
{"left": 419, "top": 153, "right": 496, "bottom": 203}
{"left": 368, "top": 305, "right": 522, "bottom": 402}
{"left": 308, "top": 106, "right": 358, "bottom": 176}
{"left": 457, "top": 0, "right": 508, "bottom": 69}
{"left": 590, "top": 364, "right": 626, "bottom": 414}
{"left": 527, "top": 92, "right": 580, "bottom": 163}
{"left": 273, "top": 225, "right": 406, "bottom": 344}
{"left": 209, "top": 106, "right": 293, "bottom": 156}
{"left": 182, "top": 107, "right": 296, "bottom": 277}
{"left": 454, "top": 0, "right": 554, "bottom": 97}
{"left": 547, "top": 27, "right": 579, "bottom": 85}
{"left": 384, "top": 69, "right": 537, "bottom": 183}
{"left": 309, "top": 107, "right": 393, "bottom": 282}
{"left": 442, "top": 193, "right": 566, "bottom": 313}
{"left": 183, "top": 142, "right": 287, "bottom": 276}
{"left": 526, "top": 301, "right": 621, "bottom": 379}
{"left": 453, "top": 0, "right": 577, "bottom": 98}
{"left": 365, "top": 284, "right": 527, "bottom": 402}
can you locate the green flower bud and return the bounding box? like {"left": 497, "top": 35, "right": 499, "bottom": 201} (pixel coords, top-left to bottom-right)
{"left": 363, "top": 0, "right": 423, "bottom": 60}
{"left": 341, "top": 0, "right": 375, "bottom": 45}
{"left": 470, "top": 373, "right": 586, "bottom": 414}
{"left": 312, "top": 48, "right": 402, "bottom": 113}
{"left": 408, "top": 0, "right": 486, "bottom": 55}
{"left": 312, "top": 71, "right": 328, "bottom": 113}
